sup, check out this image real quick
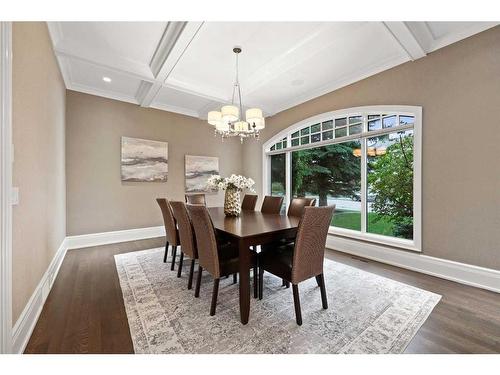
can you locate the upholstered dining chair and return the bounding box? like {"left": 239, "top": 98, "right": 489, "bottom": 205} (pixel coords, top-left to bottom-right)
{"left": 260, "top": 196, "right": 316, "bottom": 288}
{"left": 156, "top": 198, "right": 180, "bottom": 270}
{"left": 187, "top": 204, "right": 257, "bottom": 316}
{"left": 260, "top": 195, "right": 284, "bottom": 214}
{"left": 170, "top": 201, "right": 198, "bottom": 289}
{"left": 287, "top": 197, "right": 317, "bottom": 217}
{"left": 185, "top": 193, "right": 206, "bottom": 205}
{"left": 258, "top": 205, "right": 335, "bottom": 325}
{"left": 241, "top": 194, "right": 258, "bottom": 211}
{"left": 278, "top": 197, "right": 318, "bottom": 289}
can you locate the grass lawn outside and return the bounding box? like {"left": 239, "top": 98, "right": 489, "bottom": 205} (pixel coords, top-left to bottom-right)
{"left": 331, "top": 209, "right": 395, "bottom": 237}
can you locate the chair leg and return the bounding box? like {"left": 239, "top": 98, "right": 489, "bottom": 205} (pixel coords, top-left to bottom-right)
{"left": 194, "top": 265, "right": 203, "bottom": 298}
{"left": 253, "top": 263, "right": 258, "bottom": 299}
{"left": 177, "top": 252, "right": 184, "bottom": 278}
{"left": 292, "top": 284, "right": 302, "bottom": 326}
{"left": 233, "top": 273, "right": 237, "bottom": 284}
{"left": 285, "top": 280, "right": 290, "bottom": 288}
{"left": 258, "top": 268, "right": 264, "bottom": 300}
{"left": 163, "top": 241, "right": 169, "bottom": 263}
{"left": 170, "top": 245, "right": 177, "bottom": 271}
{"left": 315, "top": 275, "right": 321, "bottom": 287}
{"left": 210, "top": 278, "right": 220, "bottom": 316}
{"left": 187, "top": 259, "right": 195, "bottom": 290}
{"left": 318, "top": 273, "right": 328, "bottom": 309}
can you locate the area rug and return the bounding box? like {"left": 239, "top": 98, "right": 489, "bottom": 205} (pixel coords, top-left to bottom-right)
{"left": 115, "top": 247, "right": 441, "bottom": 354}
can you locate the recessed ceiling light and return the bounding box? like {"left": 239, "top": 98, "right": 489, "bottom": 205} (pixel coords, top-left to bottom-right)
{"left": 102, "top": 76, "right": 112, "bottom": 83}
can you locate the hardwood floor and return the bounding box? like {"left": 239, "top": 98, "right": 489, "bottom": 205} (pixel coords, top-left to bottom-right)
{"left": 25, "top": 237, "right": 500, "bottom": 354}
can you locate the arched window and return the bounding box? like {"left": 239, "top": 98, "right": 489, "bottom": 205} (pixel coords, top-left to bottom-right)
{"left": 263, "top": 105, "right": 421, "bottom": 252}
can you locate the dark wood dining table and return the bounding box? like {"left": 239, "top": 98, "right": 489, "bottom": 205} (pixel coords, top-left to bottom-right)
{"left": 207, "top": 207, "right": 301, "bottom": 324}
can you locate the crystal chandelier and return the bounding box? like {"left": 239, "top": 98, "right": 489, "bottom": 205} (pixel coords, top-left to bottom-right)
{"left": 207, "top": 47, "right": 265, "bottom": 143}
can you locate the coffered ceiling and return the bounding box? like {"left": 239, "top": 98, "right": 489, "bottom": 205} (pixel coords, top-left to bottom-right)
{"left": 47, "top": 21, "right": 498, "bottom": 119}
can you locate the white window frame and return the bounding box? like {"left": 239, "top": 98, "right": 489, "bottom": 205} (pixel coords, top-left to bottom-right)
{"left": 263, "top": 105, "right": 422, "bottom": 252}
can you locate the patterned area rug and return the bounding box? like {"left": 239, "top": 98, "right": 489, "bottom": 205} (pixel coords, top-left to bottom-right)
{"left": 115, "top": 247, "right": 440, "bottom": 354}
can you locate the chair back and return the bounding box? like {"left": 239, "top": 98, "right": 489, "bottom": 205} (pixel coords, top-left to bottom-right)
{"left": 241, "top": 194, "right": 258, "bottom": 211}
{"left": 185, "top": 194, "right": 206, "bottom": 205}
{"left": 187, "top": 204, "right": 220, "bottom": 278}
{"left": 291, "top": 205, "right": 335, "bottom": 284}
{"left": 170, "top": 201, "right": 197, "bottom": 259}
{"left": 287, "top": 197, "right": 316, "bottom": 217}
{"left": 260, "top": 196, "right": 284, "bottom": 214}
{"left": 156, "top": 198, "right": 179, "bottom": 246}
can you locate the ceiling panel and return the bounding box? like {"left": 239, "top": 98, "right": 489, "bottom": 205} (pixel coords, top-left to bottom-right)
{"left": 426, "top": 22, "right": 479, "bottom": 39}
{"left": 65, "top": 57, "right": 142, "bottom": 103}
{"left": 48, "top": 21, "right": 499, "bottom": 119}
{"left": 243, "top": 22, "right": 406, "bottom": 113}
{"left": 166, "top": 22, "right": 325, "bottom": 101}
{"left": 53, "top": 22, "right": 167, "bottom": 78}
{"left": 57, "top": 22, "right": 166, "bottom": 64}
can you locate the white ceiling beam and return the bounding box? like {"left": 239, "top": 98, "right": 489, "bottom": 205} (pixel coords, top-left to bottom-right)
{"left": 150, "top": 22, "right": 188, "bottom": 78}
{"left": 382, "top": 22, "right": 427, "bottom": 61}
{"left": 404, "top": 22, "right": 435, "bottom": 53}
{"left": 138, "top": 22, "right": 203, "bottom": 107}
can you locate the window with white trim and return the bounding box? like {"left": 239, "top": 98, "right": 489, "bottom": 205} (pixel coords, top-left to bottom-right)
{"left": 263, "top": 106, "right": 421, "bottom": 252}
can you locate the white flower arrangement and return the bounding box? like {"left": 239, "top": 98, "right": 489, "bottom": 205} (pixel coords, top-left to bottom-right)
{"left": 207, "top": 174, "right": 255, "bottom": 192}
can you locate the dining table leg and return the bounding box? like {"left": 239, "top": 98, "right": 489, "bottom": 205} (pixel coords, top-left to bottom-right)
{"left": 238, "top": 237, "right": 251, "bottom": 325}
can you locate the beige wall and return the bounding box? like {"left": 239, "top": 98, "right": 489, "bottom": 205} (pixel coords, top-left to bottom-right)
{"left": 66, "top": 91, "right": 243, "bottom": 235}
{"left": 12, "top": 22, "right": 67, "bottom": 322}
{"left": 243, "top": 26, "right": 500, "bottom": 270}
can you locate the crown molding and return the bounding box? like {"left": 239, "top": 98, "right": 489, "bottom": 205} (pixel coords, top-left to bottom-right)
{"left": 68, "top": 82, "right": 139, "bottom": 106}
{"left": 149, "top": 101, "right": 199, "bottom": 118}
{"left": 47, "top": 21, "right": 500, "bottom": 122}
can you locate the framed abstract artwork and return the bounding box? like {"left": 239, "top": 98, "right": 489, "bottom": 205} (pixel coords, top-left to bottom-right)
{"left": 121, "top": 137, "right": 168, "bottom": 182}
{"left": 185, "top": 155, "right": 219, "bottom": 193}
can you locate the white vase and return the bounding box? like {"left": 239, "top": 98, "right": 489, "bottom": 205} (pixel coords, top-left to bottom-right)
{"left": 224, "top": 187, "right": 241, "bottom": 216}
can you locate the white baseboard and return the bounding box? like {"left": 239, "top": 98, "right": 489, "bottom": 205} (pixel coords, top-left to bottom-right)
{"left": 12, "top": 238, "right": 68, "bottom": 353}
{"left": 10, "top": 226, "right": 166, "bottom": 354}
{"left": 65, "top": 226, "right": 165, "bottom": 250}
{"left": 12, "top": 226, "right": 497, "bottom": 354}
{"left": 326, "top": 235, "right": 500, "bottom": 294}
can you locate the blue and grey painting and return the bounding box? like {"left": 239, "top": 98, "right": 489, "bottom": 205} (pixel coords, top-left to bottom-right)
{"left": 121, "top": 137, "right": 168, "bottom": 182}
{"left": 185, "top": 155, "right": 219, "bottom": 192}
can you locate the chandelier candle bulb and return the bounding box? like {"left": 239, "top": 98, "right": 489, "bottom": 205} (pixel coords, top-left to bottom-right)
{"left": 246, "top": 108, "right": 265, "bottom": 130}
{"left": 221, "top": 105, "right": 239, "bottom": 122}
{"left": 234, "top": 121, "right": 249, "bottom": 132}
{"left": 251, "top": 117, "right": 265, "bottom": 130}
{"left": 216, "top": 120, "right": 230, "bottom": 132}
{"left": 208, "top": 111, "right": 222, "bottom": 126}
